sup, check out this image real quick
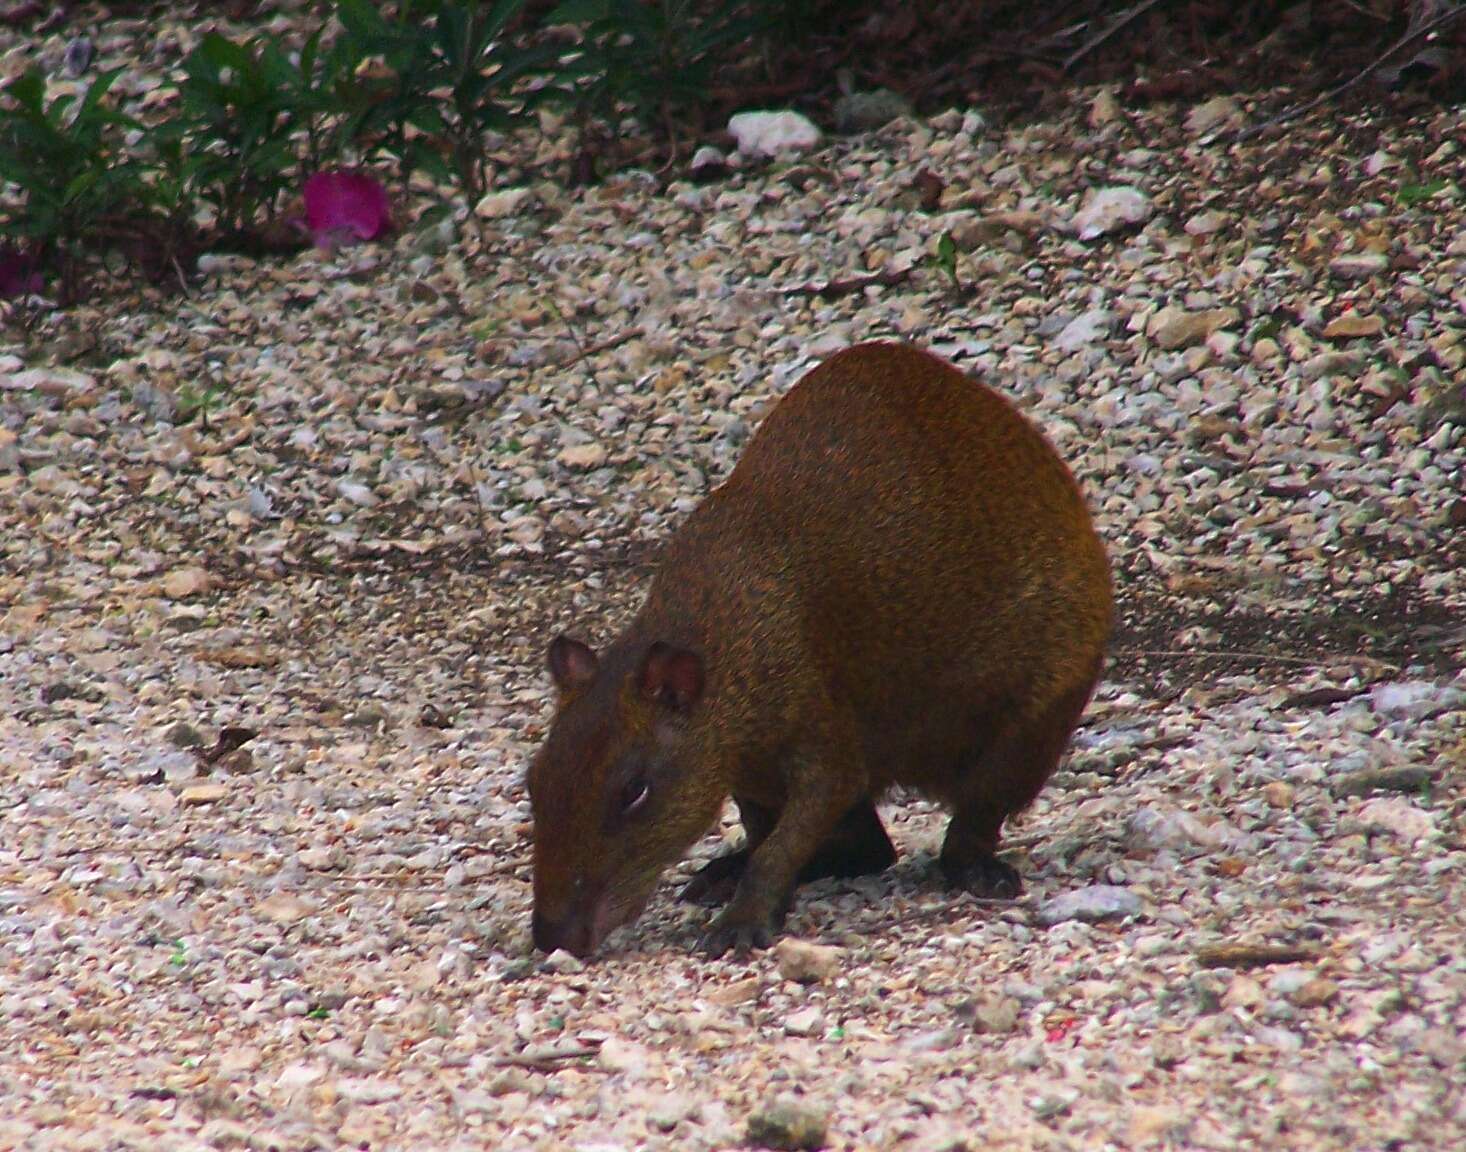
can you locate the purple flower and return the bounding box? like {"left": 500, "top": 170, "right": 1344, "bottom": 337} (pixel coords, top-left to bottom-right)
{"left": 302, "top": 170, "right": 391, "bottom": 250}
{"left": 0, "top": 244, "right": 43, "bottom": 299}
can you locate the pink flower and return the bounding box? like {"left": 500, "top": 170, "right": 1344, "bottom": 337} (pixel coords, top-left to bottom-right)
{"left": 302, "top": 170, "right": 391, "bottom": 250}
{"left": 0, "top": 244, "right": 43, "bottom": 299}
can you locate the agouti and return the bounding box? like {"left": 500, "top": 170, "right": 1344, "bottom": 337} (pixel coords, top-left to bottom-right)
{"left": 527, "top": 341, "right": 1111, "bottom": 958}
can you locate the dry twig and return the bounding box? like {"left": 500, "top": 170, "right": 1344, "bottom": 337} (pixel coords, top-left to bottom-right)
{"left": 784, "top": 266, "right": 913, "bottom": 300}
{"left": 554, "top": 325, "right": 645, "bottom": 367}
{"left": 1063, "top": 0, "right": 1172, "bottom": 72}
{"left": 1237, "top": 3, "right": 1466, "bottom": 139}
{"left": 491, "top": 1042, "right": 603, "bottom": 1069}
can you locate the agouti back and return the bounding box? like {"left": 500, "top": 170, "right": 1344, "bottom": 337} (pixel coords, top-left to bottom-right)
{"left": 527, "top": 341, "right": 1111, "bottom": 957}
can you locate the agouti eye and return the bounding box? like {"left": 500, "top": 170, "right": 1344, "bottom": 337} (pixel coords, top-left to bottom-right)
{"left": 619, "top": 778, "right": 650, "bottom": 816}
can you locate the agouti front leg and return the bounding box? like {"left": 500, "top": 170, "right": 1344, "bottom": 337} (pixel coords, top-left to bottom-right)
{"left": 679, "top": 797, "right": 777, "bottom": 907}
{"left": 700, "top": 752, "right": 866, "bottom": 957}
{"left": 682, "top": 797, "right": 897, "bottom": 906}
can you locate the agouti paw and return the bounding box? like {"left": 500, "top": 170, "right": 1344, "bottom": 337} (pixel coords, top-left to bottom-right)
{"left": 699, "top": 911, "right": 776, "bottom": 958}
{"left": 679, "top": 849, "right": 749, "bottom": 907}
{"left": 940, "top": 854, "right": 1023, "bottom": 899}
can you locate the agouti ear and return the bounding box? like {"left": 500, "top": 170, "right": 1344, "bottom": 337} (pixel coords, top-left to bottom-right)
{"left": 638, "top": 642, "right": 705, "bottom": 712}
{"left": 548, "top": 635, "right": 598, "bottom": 692}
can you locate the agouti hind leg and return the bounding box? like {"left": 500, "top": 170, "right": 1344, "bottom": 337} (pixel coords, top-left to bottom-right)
{"left": 939, "top": 676, "right": 1098, "bottom": 898}
{"left": 681, "top": 796, "right": 896, "bottom": 907}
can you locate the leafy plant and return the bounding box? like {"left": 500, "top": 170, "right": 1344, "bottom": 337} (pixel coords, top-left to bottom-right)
{"left": 330, "top": 0, "right": 450, "bottom": 184}
{"left": 175, "top": 379, "right": 229, "bottom": 429}
{"left": 429, "top": 0, "right": 558, "bottom": 206}
{"left": 331, "top": 0, "right": 553, "bottom": 208}
{"left": 177, "top": 33, "right": 315, "bottom": 237}
{"left": 1397, "top": 178, "right": 1448, "bottom": 207}
{"left": 932, "top": 230, "right": 960, "bottom": 290}
{"left": 549, "top": 0, "right": 755, "bottom": 161}
{"left": 0, "top": 67, "right": 148, "bottom": 300}
{"left": 3, "top": 0, "right": 815, "bottom": 308}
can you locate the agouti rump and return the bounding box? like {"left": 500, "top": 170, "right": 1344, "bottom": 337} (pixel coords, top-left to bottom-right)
{"left": 527, "top": 341, "right": 1111, "bottom": 957}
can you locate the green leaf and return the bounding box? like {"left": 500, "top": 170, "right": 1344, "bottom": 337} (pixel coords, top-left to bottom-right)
{"left": 409, "top": 143, "right": 454, "bottom": 184}
{"left": 257, "top": 41, "right": 301, "bottom": 92}
{"left": 76, "top": 68, "right": 123, "bottom": 120}
{"left": 3, "top": 68, "right": 46, "bottom": 115}
{"left": 199, "top": 32, "right": 255, "bottom": 76}
{"left": 547, "top": 0, "right": 611, "bottom": 24}
{"left": 407, "top": 105, "right": 448, "bottom": 135}
{"left": 1397, "top": 179, "right": 1448, "bottom": 207}
{"left": 416, "top": 201, "right": 453, "bottom": 229}
{"left": 481, "top": 0, "right": 527, "bottom": 39}
{"left": 62, "top": 168, "right": 101, "bottom": 204}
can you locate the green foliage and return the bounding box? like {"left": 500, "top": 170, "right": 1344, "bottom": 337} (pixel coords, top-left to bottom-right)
{"left": 549, "top": 0, "right": 753, "bottom": 150}
{"left": 1396, "top": 178, "right": 1447, "bottom": 207}
{"left": 932, "top": 230, "right": 960, "bottom": 290}
{"left": 332, "top": 0, "right": 549, "bottom": 202}
{"left": 330, "top": 0, "right": 455, "bottom": 182}
{"left": 177, "top": 33, "right": 320, "bottom": 234}
{"left": 0, "top": 0, "right": 823, "bottom": 304}
{"left": 0, "top": 67, "right": 147, "bottom": 296}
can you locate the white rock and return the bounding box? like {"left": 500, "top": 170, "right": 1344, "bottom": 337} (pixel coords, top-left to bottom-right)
{"left": 1071, "top": 186, "right": 1152, "bottom": 240}
{"left": 1371, "top": 680, "right": 1453, "bottom": 718}
{"left": 558, "top": 442, "right": 608, "bottom": 470}
{"left": 335, "top": 479, "right": 379, "bottom": 507}
{"left": 1329, "top": 251, "right": 1390, "bottom": 279}
{"left": 1053, "top": 309, "right": 1114, "bottom": 352}
{"left": 4, "top": 368, "right": 96, "bottom": 394}
{"left": 1354, "top": 798, "right": 1439, "bottom": 843}
{"left": 1364, "top": 150, "right": 1399, "bottom": 176}
{"left": 596, "top": 1037, "right": 648, "bottom": 1075}
{"left": 728, "top": 110, "right": 822, "bottom": 158}
{"left": 1036, "top": 885, "right": 1144, "bottom": 926}
{"left": 1126, "top": 806, "right": 1243, "bottom": 852}
{"left": 784, "top": 1006, "right": 824, "bottom": 1036}
{"left": 774, "top": 938, "right": 841, "bottom": 984}
{"left": 648, "top": 1092, "right": 697, "bottom": 1132}
{"left": 689, "top": 145, "right": 728, "bottom": 179}
{"left": 1186, "top": 96, "right": 1242, "bottom": 135}
{"left": 475, "top": 187, "right": 534, "bottom": 219}
{"left": 275, "top": 1062, "right": 325, "bottom": 1089}
{"left": 336, "top": 1079, "right": 402, "bottom": 1104}
{"left": 1185, "top": 210, "right": 1228, "bottom": 236}
{"left": 1268, "top": 969, "right": 1317, "bottom": 996}
{"left": 540, "top": 949, "right": 585, "bottom": 975}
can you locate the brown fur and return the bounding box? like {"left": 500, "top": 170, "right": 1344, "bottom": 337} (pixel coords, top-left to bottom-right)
{"left": 527, "top": 342, "right": 1112, "bottom": 957}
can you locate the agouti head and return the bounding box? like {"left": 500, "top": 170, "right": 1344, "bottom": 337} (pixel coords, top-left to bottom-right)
{"left": 527, "top": 633, "right": 721, "bottom": 957}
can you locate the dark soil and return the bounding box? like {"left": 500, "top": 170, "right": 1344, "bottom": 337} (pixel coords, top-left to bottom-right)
{"left": 740, "top": 0, "right": 1466, "bottom": 127}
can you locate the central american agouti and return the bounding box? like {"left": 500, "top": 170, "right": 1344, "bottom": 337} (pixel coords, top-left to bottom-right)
{"left": 527, "top": 341, "right": 1111, "bottom": 958}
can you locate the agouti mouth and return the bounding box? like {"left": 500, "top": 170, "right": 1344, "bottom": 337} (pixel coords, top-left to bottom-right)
{"left": 533, "top": 885, "right": 653, "bottom": 958}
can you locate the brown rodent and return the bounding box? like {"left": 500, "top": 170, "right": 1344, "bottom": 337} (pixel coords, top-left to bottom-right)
{"left": 527, "top": 341, "right": 1111, "bottom": 958}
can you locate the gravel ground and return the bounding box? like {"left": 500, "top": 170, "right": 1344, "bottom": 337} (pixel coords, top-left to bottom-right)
{"left": 3, "top": 19, "right": 1466, "bottom": 1151}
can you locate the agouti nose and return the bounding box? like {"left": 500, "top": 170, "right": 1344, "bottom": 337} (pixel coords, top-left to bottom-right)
{"left": 532, "top": 909, "right": 593, "bottom": 957}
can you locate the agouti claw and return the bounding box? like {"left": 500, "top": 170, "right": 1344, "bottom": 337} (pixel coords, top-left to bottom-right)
{"left": 699, "top": 913, "right": 775, "bottom": 958}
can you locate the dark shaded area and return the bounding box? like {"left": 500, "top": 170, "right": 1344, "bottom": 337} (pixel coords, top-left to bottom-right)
{"left": 1109, "top": 576, "right": 1465, "bottom": 699}
{"left": 736, "top": 1, "right": 1466, "bottom": 124}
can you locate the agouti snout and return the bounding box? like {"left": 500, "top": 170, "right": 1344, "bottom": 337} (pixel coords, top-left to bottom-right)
{"left": 527, "top": 341, "right": 1111, "bottom": 958}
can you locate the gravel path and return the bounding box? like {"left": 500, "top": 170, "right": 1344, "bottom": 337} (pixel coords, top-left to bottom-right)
{"left": 2, "top": 24, "right": 1464, "bottom": 1150}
